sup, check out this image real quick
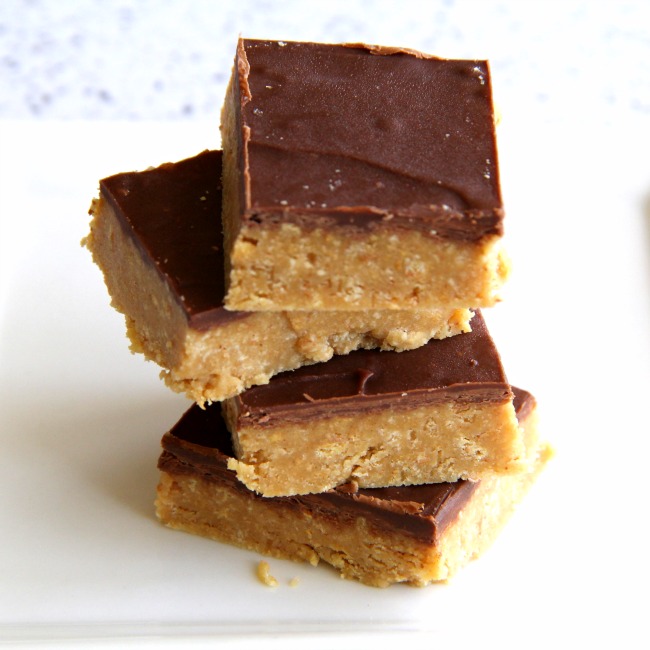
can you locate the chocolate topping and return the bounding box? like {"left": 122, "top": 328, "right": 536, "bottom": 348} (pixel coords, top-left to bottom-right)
{"left": 236, "top": 39, "right": 503, "bottom": 240}
{"left": 100, "top": 150, "right": 246, "bottom": 331}
{"left": 512, "top": 386, "right": 536, "bottom": 423}
{"left": 231, "top": 311, "right": 511, "bottom": 426}
{"left": 158, "top": 387, "right": 534, "bottom": 544}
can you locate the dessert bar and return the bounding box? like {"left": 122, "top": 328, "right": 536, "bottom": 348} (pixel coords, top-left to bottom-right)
{"left": 221, "top": 39, "right": 510, "bottom": 311}
{"left": 156, "top": 388, "right": 551, "bottom": 587}
{"left": 84, "top": 150, "right": 472, "bottom": 403}
{"left": 224, "top": 311, "right": 529, "bottom": 496}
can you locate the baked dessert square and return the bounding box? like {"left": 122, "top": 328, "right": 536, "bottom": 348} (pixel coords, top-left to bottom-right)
{"left": 156, "top": 387, "right": 551, "bottom": 587}
{"left": 83, "top": 150, "right": 472, "bottom": 404}
{"left": 224, "top": 311, "right": 529, "bottom": 496}
{"left": 221, "top": 38, "right": 510, "bottom": 311}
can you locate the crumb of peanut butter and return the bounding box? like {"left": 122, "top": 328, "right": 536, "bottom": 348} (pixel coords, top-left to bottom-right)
{"left": 288, "top": 577, "right": 300, "bottom": 587}
{"left": 257, "top": 560, "right": 279, "bottom": 587}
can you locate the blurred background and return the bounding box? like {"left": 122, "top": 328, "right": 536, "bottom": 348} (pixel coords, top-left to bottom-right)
{"left": 1, "top": 0, "right": 649, "bottom": 126}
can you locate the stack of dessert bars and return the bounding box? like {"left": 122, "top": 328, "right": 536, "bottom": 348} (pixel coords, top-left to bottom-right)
{"left": 84, "top": 39, "right": 551, "bottom": 587}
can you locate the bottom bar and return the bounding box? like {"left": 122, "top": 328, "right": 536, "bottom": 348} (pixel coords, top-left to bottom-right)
{"left": 155, "top": 388, "right": 551, "bottom": 587}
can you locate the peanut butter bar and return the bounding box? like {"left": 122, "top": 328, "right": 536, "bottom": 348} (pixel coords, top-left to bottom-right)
{"left": 83, "top": 150, "right": 472, "bottom": 403}
{"left": 156, "top": 388, "right": 551, "bottom": 587}
{"left": 224, "top": 312, "right": 528, "bottom": 496}
{"left": 221, "top": 39, "right": 510, "bottom": 311}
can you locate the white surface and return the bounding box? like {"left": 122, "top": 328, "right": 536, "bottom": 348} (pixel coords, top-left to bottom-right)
{"left": 1, "top": 1, "right": 650, "bottom": 647}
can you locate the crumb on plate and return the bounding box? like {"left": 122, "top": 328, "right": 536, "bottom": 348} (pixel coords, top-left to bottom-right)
{"left": 256, "top": 560, "right": 279, "bottom": 587}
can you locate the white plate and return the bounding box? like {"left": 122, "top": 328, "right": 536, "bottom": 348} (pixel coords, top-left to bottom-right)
{"left": 1, "top": 120, "right": 648, "bottom": 648}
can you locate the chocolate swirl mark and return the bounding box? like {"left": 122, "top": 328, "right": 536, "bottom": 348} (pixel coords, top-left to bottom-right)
{"left": 289, "top": 368, "right": 373, "bottom": 405}
{"left": 299, "top": 368, "right": 373, "bottom": 401}
{"left": 246, "top": 141, "right": 474, "bottom": 211}
{"left": 356, "top": 368, "right": 375, "bottom": 395}
{"left": 298, "top": 369, "right": 373, "bottom": 403}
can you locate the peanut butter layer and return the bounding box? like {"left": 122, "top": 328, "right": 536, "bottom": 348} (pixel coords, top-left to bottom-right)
{"left": 83, "top": 150, "right": 472, "bottom": 403}
{"left": 156, "top": 388, "right": 552, "bottom": 587}
{"left": 221, "top": 38, "right": 509, "bottom": 311}
{"left": 223, "top": 312, "right": 527, "bottom": 496}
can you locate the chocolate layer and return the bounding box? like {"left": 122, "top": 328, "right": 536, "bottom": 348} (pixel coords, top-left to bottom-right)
{"left": 235, "top": 39, "right": 503, "bottom": 240}
{"left": 230, "top": 310, "right": 510, "bottom": 426}
{"left": 100, "top": 150, "right": 246, "bottom": 330}
{"left": 159, "top": 387, "right": 534, "bottom": 544}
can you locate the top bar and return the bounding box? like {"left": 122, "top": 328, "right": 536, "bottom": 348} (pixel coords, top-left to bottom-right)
{"left": 220, "top": 38, "right": 510, "bottom": 311}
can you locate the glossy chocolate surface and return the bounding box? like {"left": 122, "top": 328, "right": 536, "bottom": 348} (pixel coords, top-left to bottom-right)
{"left": 100, "top": 150, "right": 246, "bottom": 330}
{"left": 235, "top": 39, "right": 503, "bottom": 240}
{"left": 158, "top": 387, "right": 534, "bottom": 544}
{"left": 230, "top": 311, "right": 511, "bottom": 425}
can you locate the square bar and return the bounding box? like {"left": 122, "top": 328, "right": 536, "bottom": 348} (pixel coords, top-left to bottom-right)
{"left": 83, "top": 150, "right": 472, "bottom": 403}
{"left": 221, "top": 39, "right": 510, "bottom": 311}
{"left": 156, "top": 388, "right": 551, "bottom": 587}
{"left": 224, "top": 311, "right": 528, "bottom": 496}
